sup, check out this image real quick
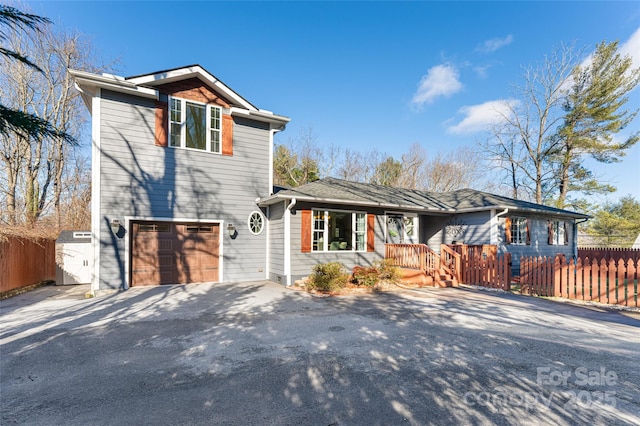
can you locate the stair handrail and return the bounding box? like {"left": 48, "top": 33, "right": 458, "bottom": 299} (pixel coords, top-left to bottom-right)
{"left": 385, "top": 243, "right": 440, "bottom": 273}
{"left": 440, "top": 244, "right": 462, "bottom": 283}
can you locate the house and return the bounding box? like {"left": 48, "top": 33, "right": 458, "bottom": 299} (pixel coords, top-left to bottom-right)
{"left": 257, "top": 178, "right": 589, "bottom": 284}
{"left": 71, "top": 65, "right": 290, "bottom": 293}
{"left": 71, "top": 65, "right": 588, "bottom": 293}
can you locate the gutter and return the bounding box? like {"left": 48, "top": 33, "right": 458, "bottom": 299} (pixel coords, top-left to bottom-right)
{"left": 229, "top": 107, "right": 290, "bottom": 126}
{"left": 257, "top": 193, "right": 455, "bottom": 213}
{"left": 455, "top": 205, "right": 589, "bottom": 219}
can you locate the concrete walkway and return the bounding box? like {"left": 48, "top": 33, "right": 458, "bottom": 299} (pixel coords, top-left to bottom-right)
{"left": 1, "top": 281, "right": 639, "bottom": 425}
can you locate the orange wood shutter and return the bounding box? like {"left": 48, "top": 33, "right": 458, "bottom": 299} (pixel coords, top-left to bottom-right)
{"left": 526, "top": 218, "right": 531, "bottom": 245}
{"left": 301, "top": 210, "right": 311, "bottom": 253}
{"left": 155, "top": 101, "right": 168, "bottom": 147}
{"left": 222, "top": 114, "right": 233, "bottom": 156}
{"left": 367, "top": 214, "right": 375, "bottom": 252}
{"left": 504, "top": 217, "right": 512, "bottom": 245}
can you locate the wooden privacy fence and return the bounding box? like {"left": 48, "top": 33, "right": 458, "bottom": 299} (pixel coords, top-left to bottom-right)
{"left": 520, "top": 255, "right": 639, "bottom": 307}
{"left": 461, "top": 252, "right": 512, "bottom": 291}
{"left": 578, "top": 247, "right": 640, "bottom": 263}
{"left": 0, "top": 236, "right": 56, "bottom": 293}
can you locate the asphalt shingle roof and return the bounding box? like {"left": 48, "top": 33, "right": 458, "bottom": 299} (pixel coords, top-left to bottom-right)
{"left": 262, "top": 177, "right": 588, "bottom": 219}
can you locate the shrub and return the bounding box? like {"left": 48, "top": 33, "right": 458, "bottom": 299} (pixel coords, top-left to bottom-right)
{"left": 307, "top": 262, "right": 349, "bottom": 293}
{"left": 352, "top": 259, "right": 399, "bottom": 288}
{"left": 376, "top": 259, "right": 399, "bottom": 282}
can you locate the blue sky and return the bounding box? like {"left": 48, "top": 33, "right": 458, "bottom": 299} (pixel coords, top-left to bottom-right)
{"left": 31, "top": 1, "right": 640, "bottom": 203}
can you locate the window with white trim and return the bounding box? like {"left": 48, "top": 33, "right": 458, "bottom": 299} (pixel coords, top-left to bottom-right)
{"left": 169, "top": 97, "right": 221, "bottom": 153}
{"left": 511, "top": 217, "right": 527, "bottom": 245}
{"left": 550, "top": 220, "right": 566, "bottom": 245}
{"left": 312, "top": 210, "right": 367, "bottom": 252}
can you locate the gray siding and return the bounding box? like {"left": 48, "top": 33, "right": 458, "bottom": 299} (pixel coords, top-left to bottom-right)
{"left": 288, "top": 203, "right": 386, "bottom": 282}
{"left": 422, "top": 211, "right": 492, "bottom": 252}
{"left": 497, "top": 215, "right": 575, "bottom": 267}
{"left": 268, "top": 201, "right": 285, "bottom": 284}
{"left": 97, "top": 90, "right": 272, "bottom": 289}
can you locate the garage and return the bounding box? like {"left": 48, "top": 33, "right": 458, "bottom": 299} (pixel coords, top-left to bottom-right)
{"left": 131, "top": 221, "right": 220, "bottom": 286}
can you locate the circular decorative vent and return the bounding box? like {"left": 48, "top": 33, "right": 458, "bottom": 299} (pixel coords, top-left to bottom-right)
{"left": 248, "top": 211, "right": 264, "bottom": 235}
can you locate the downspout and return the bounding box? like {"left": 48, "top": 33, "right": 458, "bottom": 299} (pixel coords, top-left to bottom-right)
{"left": 495, "top": 208, "right": 509, "bottom": 219}
{"left": 283, "top": 198, "right": 297, "bottom": 287}
{"left": 493, "top": 209, "right": 509, "bottom": 246}
{"left": 574, "top": 218, "right": 589, "bottom": 260}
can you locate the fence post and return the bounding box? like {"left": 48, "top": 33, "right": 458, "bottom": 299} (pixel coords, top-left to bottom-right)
{"left": 596, "top": 258, "right": 607, "bottom": 303}
{"left": 626, "top": 259, "right": 638, "bottom": 308}
{"left": 553, "top": 255, "right": 562, "bottom": 297}
{"left": 606, "top": 258, "right": 616, "bottom": 304}
{"left": 505, "top": 253, "right": 512, "bottom": 291}
{"left": 576, "top": 257, "right": 583, "bottom": 301}
{"left": 612, "top": 258, "right": 624, "bottom": 305}
{"left": 567, "top": 257, "right": 575, "bottom": 299}
{"left": 520, "top": 256, "right": 527, "bottom": 294}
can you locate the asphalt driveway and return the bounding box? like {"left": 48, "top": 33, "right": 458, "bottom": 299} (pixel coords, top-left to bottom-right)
{"left": 1, "top": 281, "right": 639, "bottom": 425}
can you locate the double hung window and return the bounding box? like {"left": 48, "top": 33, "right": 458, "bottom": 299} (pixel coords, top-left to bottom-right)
{"left": 511, "top": 217, "right": 528, "bottom": 245}
{"left": 550, "top": 221, "right": 566, "bottom": 245}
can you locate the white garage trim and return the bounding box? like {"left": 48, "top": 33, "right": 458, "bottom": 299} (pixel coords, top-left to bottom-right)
{"left": 124, "top": 216, "right": 224, "bottom": 289}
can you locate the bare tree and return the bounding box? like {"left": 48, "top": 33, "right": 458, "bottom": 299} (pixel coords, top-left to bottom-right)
{"left": 421, "top": 147, "right": 489, "bottom": 192}
{"left": 0, "top": 5, "right": 106, "bottom": 226}
{"left": 397, "top": 143, "right": 427, "bottom": 189}
{"left": 483, "top": 44, "right": 580, "bottom": 204}
{"left": 273, "top": 127, "right": 322, "bottom": 186}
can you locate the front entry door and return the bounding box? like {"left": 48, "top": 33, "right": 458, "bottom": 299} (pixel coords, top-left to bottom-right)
{"left": 387, "top": 215, "right": 405, "bottom": 244}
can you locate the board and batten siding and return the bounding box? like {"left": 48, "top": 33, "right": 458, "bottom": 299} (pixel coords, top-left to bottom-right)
{"left": 268, "top": 201, "right": 286, "bottom": 284}
{"left": 288, "top": 203, "right": 386, "bottom": 283}
{"left": 97, "top": 89, "right": 272, "bottom": 289}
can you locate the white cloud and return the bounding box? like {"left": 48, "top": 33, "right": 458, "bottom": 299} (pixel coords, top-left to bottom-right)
{"left": 447, "top": 99, "right": 520, "bottom": 134}
{"left": 476, "top": 35, "right": 514, "bottom": 53}
{"left": 567, "top": 26, "right": 640, "bottom": 92}
{"left": 619, "top": 26, "right": 640, "bottom": 69}
{"left": 474, "top": 64, "right": 492, "bottom": 79}
{"left": 411, "top": 64, "right": 463, "bottom": 107}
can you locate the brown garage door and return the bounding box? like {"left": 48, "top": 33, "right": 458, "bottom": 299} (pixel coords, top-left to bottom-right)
{"left": 131, "top": 221, "right": 220, "bottom": 286}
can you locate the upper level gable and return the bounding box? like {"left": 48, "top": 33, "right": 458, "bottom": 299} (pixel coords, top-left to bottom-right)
{"left": 156, "top": 77, "right": 232, "bottom": 109}
{"left": 125, "top": 65, "right": 256, "bottom": 111}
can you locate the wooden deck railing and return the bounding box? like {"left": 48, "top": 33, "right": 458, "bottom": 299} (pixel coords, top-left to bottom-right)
{"left": 385, "top": 243, "right": 439, "bottom": 273}
{"left": 440, "top": 244, "right": 462, "bottom": 283}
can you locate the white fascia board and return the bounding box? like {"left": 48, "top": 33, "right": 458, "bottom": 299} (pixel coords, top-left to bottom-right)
{"left": 230, "top": 107, "right": 290, "bottom": 127}
{"left": 126, "top": 65, "right": 257, "bottom": 111}
{"left": 256, "top": 194, "right": 454, "bottom": 213}
{"left": 455, "top": 205, "right": 589, "bottom": 219}
{"left": 70, "top": 69, "right": 158, "bottom": 100}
